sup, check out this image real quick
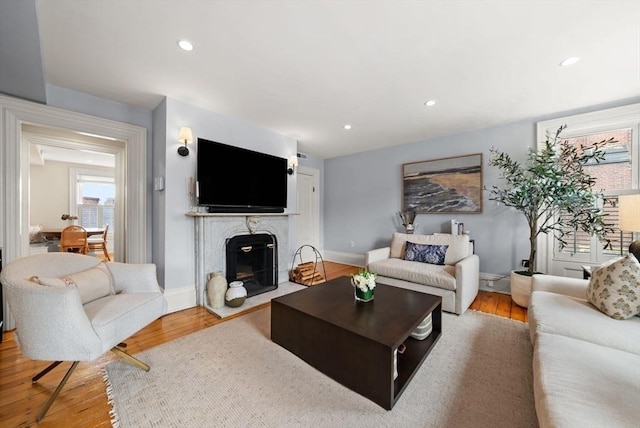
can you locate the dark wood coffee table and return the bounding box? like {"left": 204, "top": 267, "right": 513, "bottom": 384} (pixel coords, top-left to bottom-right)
{"left": 271, "top": 276, "right": 442, "bottom": 410}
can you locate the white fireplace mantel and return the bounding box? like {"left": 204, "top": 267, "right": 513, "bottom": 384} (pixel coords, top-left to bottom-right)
{"left": 189, "top": 212, "right": 294, "bottom": 306}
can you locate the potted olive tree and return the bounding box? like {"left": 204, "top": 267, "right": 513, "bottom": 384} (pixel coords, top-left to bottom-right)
{"left": 487, "top": 125, "right": 614, "bottom": 307}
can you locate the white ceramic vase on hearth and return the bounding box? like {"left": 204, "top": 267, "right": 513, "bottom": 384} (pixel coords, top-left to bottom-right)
{"left": 225, "top": 281, "right": 247, "bottom": 307}
{"left": 207, "top": 272, "right": 227, "bottom": 309}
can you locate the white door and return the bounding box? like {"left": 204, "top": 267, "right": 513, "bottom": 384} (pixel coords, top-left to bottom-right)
{"left": 296, "top": 166, "right": 320, "bottom": 251}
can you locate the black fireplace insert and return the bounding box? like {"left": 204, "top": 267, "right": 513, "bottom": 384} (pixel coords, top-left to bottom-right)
{"left": 225, "top": 233, "right": 278, "bottom": 298}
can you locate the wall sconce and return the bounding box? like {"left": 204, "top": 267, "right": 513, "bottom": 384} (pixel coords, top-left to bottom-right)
{"left": 177, "top": 127, "right": 193, "bottom": 157}
{"left": 287, "top": 155, "right": 299, "bottom": 175}
{"left": 619, "top": 194, "right": 640, "bottom": 261}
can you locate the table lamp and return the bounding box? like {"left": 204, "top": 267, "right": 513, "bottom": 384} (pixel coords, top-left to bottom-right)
{"left": 619, "top": 194, "right": 640, "bottom": 261}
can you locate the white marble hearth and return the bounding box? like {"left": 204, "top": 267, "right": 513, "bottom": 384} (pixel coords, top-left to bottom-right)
{"left": 206, "top": 281, "right": 306, "bottom": 318}
{"left": 189, "top": 212, "right": 292, "bottom": 307}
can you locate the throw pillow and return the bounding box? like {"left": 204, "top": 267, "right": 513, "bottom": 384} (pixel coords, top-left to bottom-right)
{"left": 587, "top": 255, "right": 640, "bottom": 320}
{"left": 404, "top": 242, "right": 448, "bottom": 265}
{"left": 32, "top": 262, "right": 116, "bottom": 305}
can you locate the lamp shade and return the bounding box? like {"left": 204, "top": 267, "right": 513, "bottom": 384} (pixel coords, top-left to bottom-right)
{"left": 178, "top": 127, "right": 193, "bottom": 144}
{"left": 619, "top": 194, "right": 640, "bottom": 232}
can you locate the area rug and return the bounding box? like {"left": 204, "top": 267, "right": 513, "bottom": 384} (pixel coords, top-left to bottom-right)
{"left": 105, "top": 308, "right": 537, "bottom": 427}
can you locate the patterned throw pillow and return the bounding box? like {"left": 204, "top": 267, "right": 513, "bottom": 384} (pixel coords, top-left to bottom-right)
{"left": 404, "top": 242, "right": 448, "bottom": 265}
{"left": 587, "top": 255, "right": 640, "bottom": 320}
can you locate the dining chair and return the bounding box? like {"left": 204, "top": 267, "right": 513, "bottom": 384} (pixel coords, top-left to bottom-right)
{"left": 59, "top": 225, "right": 88, "bottom": 254}
{"left": 87, "top": 224, "right": 110, "bottom": 260}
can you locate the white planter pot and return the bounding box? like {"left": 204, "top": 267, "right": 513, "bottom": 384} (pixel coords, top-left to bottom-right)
{"left": 510, "top": 271, "right": 533, "bottom": 308}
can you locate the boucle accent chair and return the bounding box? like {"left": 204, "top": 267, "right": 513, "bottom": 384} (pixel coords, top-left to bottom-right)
{"left": 0, "top": 253, "right": 167, "bottom": 422}
{"left": 366, "top": 233, "right": 479, "bottom": 314}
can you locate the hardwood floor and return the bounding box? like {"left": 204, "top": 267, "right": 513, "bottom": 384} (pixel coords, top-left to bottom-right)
{"left": 0, "top": 261, "right": 526, "bottom": 427}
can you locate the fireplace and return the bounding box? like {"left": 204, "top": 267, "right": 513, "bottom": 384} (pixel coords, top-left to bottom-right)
{"left": 225, "top": 233, "right": 278, "bottom": 297}
{"left": 191, "top": 213, "right": 290, "bottom": 307}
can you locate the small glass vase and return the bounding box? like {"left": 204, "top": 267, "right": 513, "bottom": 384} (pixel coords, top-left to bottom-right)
{"left": 354, "top": 286, "right": 375, "bottom": 303}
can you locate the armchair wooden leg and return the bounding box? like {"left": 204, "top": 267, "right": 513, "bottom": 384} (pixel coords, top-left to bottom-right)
{"left": 111, "top": 346, "right": 150, "bottom": 371}
{"left": 36, "top": 361, "right": 79, "bottom": 423}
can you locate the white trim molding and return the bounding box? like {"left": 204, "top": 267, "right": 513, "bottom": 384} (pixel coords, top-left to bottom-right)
{"left": 323, "top": 250, "right": 365, "bottom": 267}
{"left": 163, "top": 286, "right": 197, "bottom": 314}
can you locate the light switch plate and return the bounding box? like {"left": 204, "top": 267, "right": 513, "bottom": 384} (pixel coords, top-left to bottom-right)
{"left": 154, "top": 176, "right": 164, "bottom": 191}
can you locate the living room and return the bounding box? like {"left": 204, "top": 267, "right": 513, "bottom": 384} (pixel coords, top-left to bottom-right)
{"left": 0, "top": 1, "right": 639, "bottom": 426}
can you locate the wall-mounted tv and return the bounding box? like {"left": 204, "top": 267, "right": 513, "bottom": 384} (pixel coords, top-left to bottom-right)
{"left": 197, "top": 138, "right": 288, "bottom": 213}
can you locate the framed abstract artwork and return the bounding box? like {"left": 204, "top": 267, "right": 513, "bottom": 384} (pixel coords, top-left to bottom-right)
{"left": 402, "top": 153, "right": 483, "bottom": 213}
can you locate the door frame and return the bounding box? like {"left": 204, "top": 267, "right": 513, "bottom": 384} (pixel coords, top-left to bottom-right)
{"left": 296, "top": 165, "right": 321, "bottom": 251}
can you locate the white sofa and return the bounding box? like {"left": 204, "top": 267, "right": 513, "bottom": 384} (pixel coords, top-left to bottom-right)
{"left": 365, "top": 233, "right": 479, "bottom": 314}
{"left": 528, "top": 274, "right": 640, "bottom": 428}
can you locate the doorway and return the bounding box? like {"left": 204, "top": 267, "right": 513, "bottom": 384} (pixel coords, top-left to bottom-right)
{"left": 24, "top": 125, "right": 121, "bottom": 259}
{"left": 296, "top": 165, "right": 320, "bottom": 251}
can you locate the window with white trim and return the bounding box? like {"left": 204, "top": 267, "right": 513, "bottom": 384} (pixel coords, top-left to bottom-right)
{"left": 537, "top": 103, "right": 639, "bottom": 276}
{"left": 558, "top": 128, "right": 634, "bottom": 258}
{"left": 70, "top": 167, "right": 115, "bottom": 231}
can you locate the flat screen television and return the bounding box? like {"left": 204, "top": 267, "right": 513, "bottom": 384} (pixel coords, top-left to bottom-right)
{"left": 197, "top": 138, "right": 288, "bottom": 213}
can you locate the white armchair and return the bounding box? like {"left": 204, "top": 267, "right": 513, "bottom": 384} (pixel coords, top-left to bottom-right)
{"left": 0, "top": 253, "right": 167, "bottom": 422}
{"left": 366, "top": 233, "right": 479, "bottom": 314}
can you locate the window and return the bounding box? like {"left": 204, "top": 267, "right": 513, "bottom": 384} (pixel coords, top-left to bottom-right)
{"left": 76, "top": 174, "right": 115, "bottom": 228}
{"left": 537, "top": 103, "right": 639, "bottom": 276}
{"left": 558, "top": 129, "right": 635, "bottom": 258}
{"left": 70, "top": 168, "right": 115, "bottom": 246}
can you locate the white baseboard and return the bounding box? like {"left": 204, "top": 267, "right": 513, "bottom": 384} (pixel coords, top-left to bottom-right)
{"left": 479, "top": 273, "right": 511, "bottom": 295}
{"left": 322, "top": 250, "right": 365, "bottom": 267}
{"left": 163, "top": 285, "right": 197, "bottom": 314}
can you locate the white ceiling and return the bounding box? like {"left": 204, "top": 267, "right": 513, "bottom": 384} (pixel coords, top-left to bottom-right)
{"left": 35, "top": 0, "right": 640, "bottom": 159}
{"left": 24, "top": 124, "right": 116, "bottom": 167}
{"left": 31, "top": 145, "right": 115, "bottom": 168}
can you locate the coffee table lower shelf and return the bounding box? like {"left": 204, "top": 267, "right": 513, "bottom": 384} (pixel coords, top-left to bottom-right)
{"left": 394, "top": 328, "right": 441, "bottom": 399}
{"left": 272, "top": 294, "right": 442, "bottom": 410}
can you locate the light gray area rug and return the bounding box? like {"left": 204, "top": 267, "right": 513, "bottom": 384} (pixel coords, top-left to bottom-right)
{"left": 105, "top": 309, "right": 537, "bottom": 427}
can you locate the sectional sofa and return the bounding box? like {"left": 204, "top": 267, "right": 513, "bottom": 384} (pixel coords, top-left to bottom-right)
{"left": 528, "top": 274, "right": 640, "bottom": 427}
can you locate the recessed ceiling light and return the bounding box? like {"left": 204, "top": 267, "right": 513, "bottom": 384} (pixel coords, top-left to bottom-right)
{"left": 424, "top": 100, "right": 437, "bottom": 107}
{"left": 560, "top": 57, "right": 580, "bottom": 67}
{"left": 177, "top": 40, "right": 194, "bottom": 51}
{"left": 344, "top": 124, "right": 352, "bottom": 130}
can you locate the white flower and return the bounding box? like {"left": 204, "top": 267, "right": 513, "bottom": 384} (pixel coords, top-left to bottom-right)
{"left": 351, "top": 270, "right": 377, "bottom": 292}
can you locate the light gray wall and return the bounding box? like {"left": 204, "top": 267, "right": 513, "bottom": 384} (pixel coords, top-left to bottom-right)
{"left": 0, "top": 0, "right": 46, "bottom": 103}
{"left": 152, "top": 97, "right": 298, "bottom": 290}
{"left": 46, "top": 85, "right": 153, "bottom": 131}
{"left": 324, "top": 97, "right": 640, "bottom": 276}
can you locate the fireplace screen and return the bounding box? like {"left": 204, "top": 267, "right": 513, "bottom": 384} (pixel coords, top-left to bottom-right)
{"left": 225, "top": 233, "right": 278, "bottom": 297}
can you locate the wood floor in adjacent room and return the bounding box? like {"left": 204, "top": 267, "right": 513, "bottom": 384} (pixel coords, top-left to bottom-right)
{"left": 0, "top": 261, "right": 526, "bottom": 427}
